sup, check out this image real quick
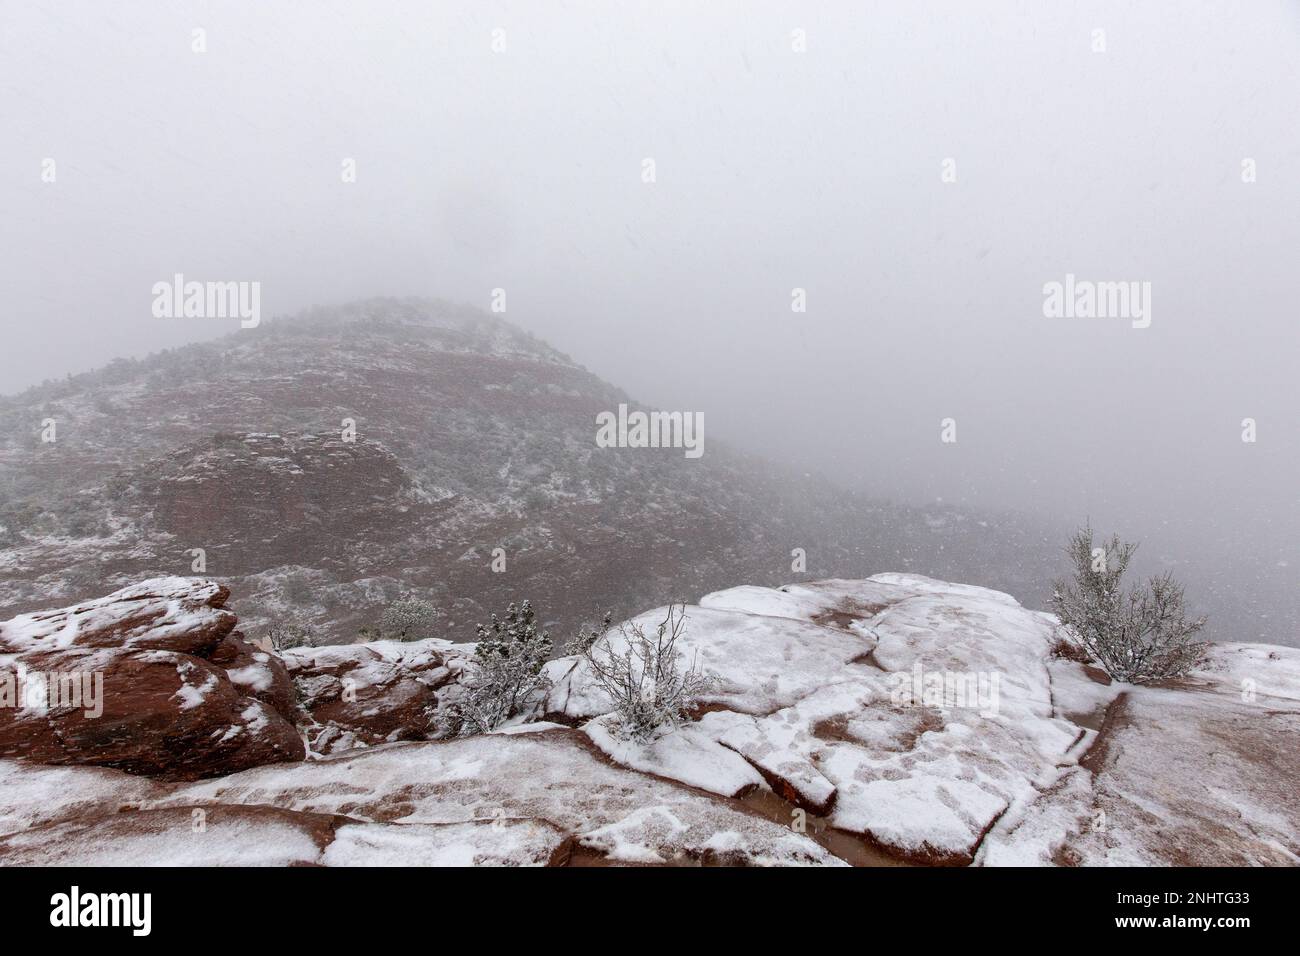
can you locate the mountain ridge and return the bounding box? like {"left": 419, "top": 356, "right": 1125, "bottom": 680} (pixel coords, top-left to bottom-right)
{"left": 0, "top": 298, "right": 1066, "bottom": 643}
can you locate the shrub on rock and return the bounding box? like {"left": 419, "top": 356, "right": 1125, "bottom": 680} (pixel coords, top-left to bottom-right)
{"left": 582, "top": 602, "right": 714, "bottom": 741}
{"left": 267, "top": 620, "right": 316, "bottom": 651}
{"left": 442, "top": 601, "right": 552, "bottom": 736}
{"left": 1051, "top": 526, "right": 1209, "bottom": 684}
{"left": 379, "top": 598, "right": 438, "bottom": 642}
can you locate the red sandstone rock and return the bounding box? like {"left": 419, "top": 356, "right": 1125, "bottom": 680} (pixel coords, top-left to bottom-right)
{"left": 282, "top": 639, "right": 468, "bottom": 753}
{"left": 0, "top": 577, "right": 304, "bottom": 779}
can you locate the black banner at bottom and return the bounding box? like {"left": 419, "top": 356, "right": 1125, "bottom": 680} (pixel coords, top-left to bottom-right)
{"left": 0, "top": 866, "right": 1286, "bottom": 942}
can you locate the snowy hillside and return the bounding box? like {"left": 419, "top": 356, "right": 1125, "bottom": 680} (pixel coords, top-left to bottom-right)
{"left": 0, "top": 297, "right": 1062, "bottom": 645}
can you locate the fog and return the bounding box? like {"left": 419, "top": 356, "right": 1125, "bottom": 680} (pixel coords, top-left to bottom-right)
{"left": 2, "top": 1, "right": 1296, "bottom": 640}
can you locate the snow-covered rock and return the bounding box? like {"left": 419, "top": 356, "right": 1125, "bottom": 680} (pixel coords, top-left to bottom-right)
{"left": 7, "top": 728, "right": 838, "bottom": 867}
{"left": 0, "top": 577, "right": 304, "bottom": 778}
{"left": 544, "top": 574, "right": 1300, "bottom": 865}
{"left": 983, "top": 675, "right": 1300, "bottom": 866}
{"left": 282, "top": 638, "right": 470, "bottom": 753}
{"left": 0, "top": 804, "right": 345, "bottom": 866}
{"left": 0, "top": 573, "right": 1295, "bottom": 865}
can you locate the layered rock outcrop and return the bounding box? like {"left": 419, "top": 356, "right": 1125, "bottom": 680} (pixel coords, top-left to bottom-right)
{"left": 283, "top": 639, "right": 469, "bottom": 753}
{"left": 0, "top": 577, "right": 304, "bottom": 779}
{"left": 0, "top": 575, "right": 1295, "bottom": 866}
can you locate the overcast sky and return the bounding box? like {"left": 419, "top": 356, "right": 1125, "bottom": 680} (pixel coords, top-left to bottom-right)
{"left": 2, "top": 0, "right": 1296, "bottom": 634}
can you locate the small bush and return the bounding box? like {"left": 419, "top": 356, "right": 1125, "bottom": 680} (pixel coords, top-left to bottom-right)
{"left": 1050, "top": 526, "right": 1209, "bottom": 684}
{"left": 379, "top": 597, "right": 438, "bottom": 642}
{"left": 582, "top": 602, "right": 715, "bottom": 742}
{"left": 267, "top": 621, "right": 316, "bottom": 652}
{"left": 565, "top": 611, "right": 613, "bottom": 657}
{"left": 443, "top": 601, "right": 553, "bottom": 736}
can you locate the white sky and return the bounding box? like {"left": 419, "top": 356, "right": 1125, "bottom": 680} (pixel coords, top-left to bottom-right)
{"left": 2, "top": 0, "right": 1297, "bottom": 632}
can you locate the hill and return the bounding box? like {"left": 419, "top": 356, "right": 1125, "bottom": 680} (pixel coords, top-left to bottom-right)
{"left": 0, "top": 297, "right": 1060, "bottom": 643}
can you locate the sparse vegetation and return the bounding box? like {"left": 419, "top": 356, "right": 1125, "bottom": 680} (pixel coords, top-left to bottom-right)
{"left": 565, "top": 610, "right": 613, "bottom": 657}
{"left": 267, "top": 620, "right": 317, "bottom": 652}
{"left": 442, "top": 601, "right": 553, "bottom": 736}
{"left": 379, "top": 597, "right": 438, "bottom": 642}
{"left": 580, "top": 602, "right": 715, "bottom": 741}
{"left": 1050, "top": 526, "right": 1209, "bottom": 685}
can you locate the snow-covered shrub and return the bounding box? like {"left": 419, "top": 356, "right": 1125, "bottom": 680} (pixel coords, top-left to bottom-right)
{"left": 267, "top": 621, "right": 316, "bottom": 651}
{"left": 565, "top": 611, "right": 613, "bottom": 657}
{"left": 582, "top": 602, "right": 715, "bottom": 741}
{"left": 379, "top": 597, "right": 438, "bottom": 642}
{"left": 442, "top": 601, "right": 553, "bottom": 736}
{"left": 1051, "top": 526, "right": 1209, "bottom": 684}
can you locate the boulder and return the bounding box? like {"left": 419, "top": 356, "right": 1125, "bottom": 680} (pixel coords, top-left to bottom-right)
{"left": 282, "top": 639, "right": 469, "bottom": 753}
{"left": 0, "top": 577, "right": 304, "bottom": 779}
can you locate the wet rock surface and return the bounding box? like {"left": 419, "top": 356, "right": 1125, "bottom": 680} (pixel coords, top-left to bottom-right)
{"left": 1, "top": 574, "right": 1296, "bottom": 865}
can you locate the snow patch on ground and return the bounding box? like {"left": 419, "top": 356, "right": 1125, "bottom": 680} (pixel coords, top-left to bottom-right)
{"left": 583, "top": 719, "right": 765, "bottom": 798}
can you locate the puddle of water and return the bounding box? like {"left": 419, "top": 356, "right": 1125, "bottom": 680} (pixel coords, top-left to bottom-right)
{"left": 738, "top": 788, "right": 910, "bottom": 867}
{"left": 1065, "top": 707, "right": 1106, "bottom": 732}
{"left": 555, "top": 789, "right": 911, "bottom": 867}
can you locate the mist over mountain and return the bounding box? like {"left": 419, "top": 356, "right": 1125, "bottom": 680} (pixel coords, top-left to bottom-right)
{"left": 3, "top": 2, "right": 1296, "bottom": 651}
{"left": 0, "top": 297, "right": 1080, "bottom": 644}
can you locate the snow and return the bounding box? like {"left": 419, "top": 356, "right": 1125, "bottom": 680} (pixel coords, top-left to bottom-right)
{"left": 546, "top": 602, "right": 870, "bottom": 718}
{"left": 0, "top": 761, "right": 162, "bottom": 836}
{"left": 240, "top": 701, "right": 270, "bottom": 733}
{"left": 164, "top": 657, "right": 220, "bottom": 710}
{"left": 282, "top": 637, "right": 462, "bottom": 696}
{"left": 145, "top": 729, "right": 839, "bottom": 866}
{"left": 713, "top": 710, "right": 837, "bottom": 811}
{"left": 1197, "top": 641, "right": 1300, "bottom": 703}
{"left": 543, "top": 577, "right": 1134, "bottom": 863}
{"left": 324, "top": 820, "right": 564, "bottom": 866}
{"left": 977, "top": 767, "right": 1096, "bottom": 866}
{"left": 580, "top": 806, "right": 690, "bottom": 864}
{"left": 699, "top": 584, "right": 835, "bottom": 621}
{"left": 583, "top": 719, "right": 765, "bottom": 798}
{"left": 981, "top": 676, "right": 1300, "bottom": 866}
{"left": 0, "top": 576, "right": 233, "bottom": 671}
{"left": 3, "top": 572, "right": 1297, "bottom": 866}
{"left": 489, "top": 720, "right": 568, "bottom": 736}
{"left": 227, "top": 663, "right": 274, "bottom": 692}
{"left": 0, "top": 807, "right": 329, "bottom": 866}
{"left": 283, "top": 637, "right": 458, "bottom": 671}
{"left": 1045, "top": 658, "right": 1120, "bottom": 721}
